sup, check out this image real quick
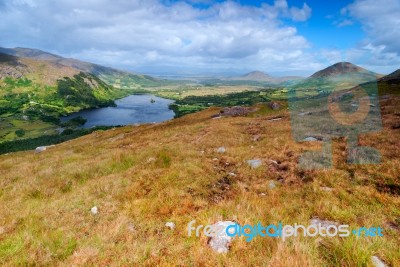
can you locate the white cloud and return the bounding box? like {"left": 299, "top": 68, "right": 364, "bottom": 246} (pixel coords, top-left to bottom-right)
{"left": 0, "top": 0, "right": 316, "bottom": 75}
{"left": 346, "top": 0, "right": 400, "bottom": 54}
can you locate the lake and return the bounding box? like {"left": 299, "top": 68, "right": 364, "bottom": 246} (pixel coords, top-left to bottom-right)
{"left": 61, "top": 94, "right": 175, "bottom": 128}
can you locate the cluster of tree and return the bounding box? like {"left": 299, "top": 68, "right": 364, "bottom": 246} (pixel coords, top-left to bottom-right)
{"left": 0, "top": 126, "right": 119, "bottom": 154}
{"left": 57, "top": 72, "right": 116, "bottom": 107}
{"left": 170, "top": 90, "right": 271, "bottom": 117}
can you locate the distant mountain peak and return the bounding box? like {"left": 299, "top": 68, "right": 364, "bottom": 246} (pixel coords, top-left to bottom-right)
{"left": 310, "top": 62, "right": 376, "bottom": 79}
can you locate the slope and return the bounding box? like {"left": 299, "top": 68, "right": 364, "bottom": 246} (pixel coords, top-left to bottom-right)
{"left": 0, "top": 80, "right": 399, "bottom": 266}
{"left": 0, "top": 47, "right": 164, "bottom": 88}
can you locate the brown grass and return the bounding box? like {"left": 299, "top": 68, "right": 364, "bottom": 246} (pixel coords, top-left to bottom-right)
{"left": 0, "top": 96, "right": 399, "bottom": 266}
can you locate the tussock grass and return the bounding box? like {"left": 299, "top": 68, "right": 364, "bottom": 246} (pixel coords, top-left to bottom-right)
{"left": 0, "top": 97, "right": 399, "bottom": 266}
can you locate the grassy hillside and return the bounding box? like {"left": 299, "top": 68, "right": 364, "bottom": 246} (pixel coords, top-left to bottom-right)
{"left": 0, "top": 53, "right": 142, "bottom": 142}
{"left": 0, "top": 47, "right": 174, "bottom": 89}
{"left": 0, "top": 86, "right": 398, "bottom": 266}
{"left": 0, "top": 71, "right": 135, "bottom": 141}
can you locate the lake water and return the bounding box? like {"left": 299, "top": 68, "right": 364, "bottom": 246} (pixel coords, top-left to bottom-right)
{"left": 61, "top": 94, "right": 175, "bottom": 128}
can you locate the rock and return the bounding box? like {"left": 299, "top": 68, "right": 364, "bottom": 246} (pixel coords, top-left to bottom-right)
{"left": 303, "top": 137, "right": 318, "bottom": 142}
{"left": 127, "top": 222, "right": 135, "bottom": 232}
{"left": 208, "top": 221, "right": 236, "bottom": 253}
{"left": 269, "top": 102, "right": 281, "bottom": 110}
{"left": 259, "top": 193, "right": 266, "bottom": 196}
{"left": 247, "top": 159, "right": 262, "bottom": 169}
{"left": 221, "top": 106, "right": 252, "bottom": 117}
{"left": 147, "top": 157, "right": 156, "bottom": 163}
{"left": 269, "top": 160, "right": 279, "bottom": 165}
{"left": 371, "top": 256, "right": 387, "bottom": 267}
{"left": 298, "top": 112, "right": 311, "bottom": 116}
{"left": 216, "top": 147, "right": 226, "bottom": 153}
{"left": 320, "top": 187, "right": 333, "bottom": 192}
{"left": 90, "top": 206, "right": 98, "bottom": 215}
{"left": 252, "top": 135, "right": 262, "bottom": 142}
{"left": 35, "top": 146, "right": 47, "bottom": 153}
{"left": 228, "top": 172, "right": 236, "bottom": 177}
{"left": 165, "top": 222, "right": 175, "bottom": 230}
{"left": 267, "top": 117, "right": 282, "bottom": 122}
{"left": 0, "top": 226, "right": 5, "bottom": 235}
{"left": 268, "top": 181, "right": 276, "bottom": 189}
{"left": 392, "top": 123, "right": 400, "bottom": 129}
{"left": 212, "top": 158, "right": 219, "bottom": 161}
{"left": 310, "top": 217, "right": 338, "bottom": 228}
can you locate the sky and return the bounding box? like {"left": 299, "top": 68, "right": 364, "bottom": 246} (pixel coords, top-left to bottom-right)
{"left": 0, "top": 0, "right": 399, "bottom": 76}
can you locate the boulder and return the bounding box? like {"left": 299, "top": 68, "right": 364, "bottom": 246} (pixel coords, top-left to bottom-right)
{"left": 269, "top": 102, "right": 281, "bottom": 110}
{"left": 208, "top": 221, "right": 236, "bottom": 253}
{"left": 165, "top": 222, "right": 176, "bottom": 230}
{"left": 371, "top": 256, "right": 387, "bottom": 267}
{"left": 247, "top": 159, "right": 262, "bottom": 169}
{"left": 35, "top": 146, "right": 47, "bottom": 153}
{"left": 221, "top": 106, "right": 252, "bottom": 117}
{"left": 90, "top": 206, "right": 98, "bottom": 215}
{"left": 216, "top": 147, "right": 226, "bottom": 153}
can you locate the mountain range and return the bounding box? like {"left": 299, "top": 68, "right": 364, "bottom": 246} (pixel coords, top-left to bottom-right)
{"left": 0, "top": 47, "right": 161, "bottom": 88}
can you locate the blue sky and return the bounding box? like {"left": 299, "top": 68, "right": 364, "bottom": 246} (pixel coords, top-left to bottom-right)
{"left": 0, "top": 0, "right": 399, "bottom": 76}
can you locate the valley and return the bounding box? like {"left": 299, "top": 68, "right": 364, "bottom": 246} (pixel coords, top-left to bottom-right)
{"left": 0, "top": 47, "right": 399, "bottom": 266}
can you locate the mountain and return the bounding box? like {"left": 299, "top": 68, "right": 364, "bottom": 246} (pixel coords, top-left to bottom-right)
{"left": 0, "top": 52, "right": 80, "bottom": 85}
{"left": 227, "top": 70, "right": 304, "bottom": 85}
{"left": 0, "top": 47, "right": 162, "bottom": 88}
{"left": 0, "top": 52, "right": 138, "bottom": 142}
{"left": 309, "top": 62, "right": 379, "bottom": 79}
{"left": 239, "top": 71, "right": 273, "bottom": 81}
{"left": 379, "top": 69, "right": 400, "bottom": 83}
{"left": 291, "top": 62, "right": 383, "bottom": 92}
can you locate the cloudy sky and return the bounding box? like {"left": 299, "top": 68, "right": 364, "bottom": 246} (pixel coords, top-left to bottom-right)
{"left": 0, "top": 0, "right": 399, "bottom": 76}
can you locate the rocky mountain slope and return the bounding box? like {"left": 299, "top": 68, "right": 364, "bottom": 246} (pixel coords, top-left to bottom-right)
{"left": 229, "top": 70, "right": 304, "bottom": 84}
{"left": 0, "top": 47, "right": 162, "bottom": 88}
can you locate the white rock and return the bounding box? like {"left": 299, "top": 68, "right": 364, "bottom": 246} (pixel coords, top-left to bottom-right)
{"left": 165, "top": 222, "right": 175, "bottom": 230}
{"left": 208, "top": 221, "right": 237, "bottom": 253}
{"left": 247, "top": 159, "right": 262, "bottom": 169}
{"left": 216, "top": 147, "right": 226, "bottom": 153}
{"left": 90, "top": 206, "right": 98, "bottom": 215}
{"left": 268, "top": 181, "right": 276, "bottom": 189}
{"left": 35, "top": 146, "right": 47, "bottom": 153}
{"left": 371, "top": 256, "right": 387, "bottom": 267}
{"left": 127, "top": 223, "right": 135, "bottom": 232}
{"left": 310, "top": 217, "right": 338, "bottom": 228}
{"left": 228, "top": 172, "right": 236, "bottom": 177}
{"left": 320, "top": 187, "right": 333, "bottom": 192}
{"left": 269, "top": 160, "right": 279, "bottom": 165}
{"left": 147, "top": 157, "right": 156, "bottom": 163}
{"left": 303, "top": 137, "right": 318, "bottom": 142}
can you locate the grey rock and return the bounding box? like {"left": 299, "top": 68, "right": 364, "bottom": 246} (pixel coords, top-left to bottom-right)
{"left": 90, "top": 206, "right": 98, "bottom": 215}
{"left": 208, "top": 221, "right": 236, "bottom": 253}
{"left": 35, "top": 146, "right": 47, "bottom": 153}
{"left": 268, "top": 181, "right": 277, "bottom": 189}
{"left": 303, "top": 137, "right": 318, "bottom": 142}
{"left": 247, "top": 159, "right": 262, "bottom": 169}
{"left": 320, "top": 187, "right": 333, "bottom": 192}
{"left": 216, "top": 147, "right": 226, "bottom": 153}
{"left": 165, "top": 222, "right": 176, "bottom": 230}
{"left": 269, "top": 102, "right": 281, "bottom": 110}
{"left": 371, "top": 256, "right": 387, "bottom": 267}
{"left": 310, "top": 217, "right": 338, "bottom": 228}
